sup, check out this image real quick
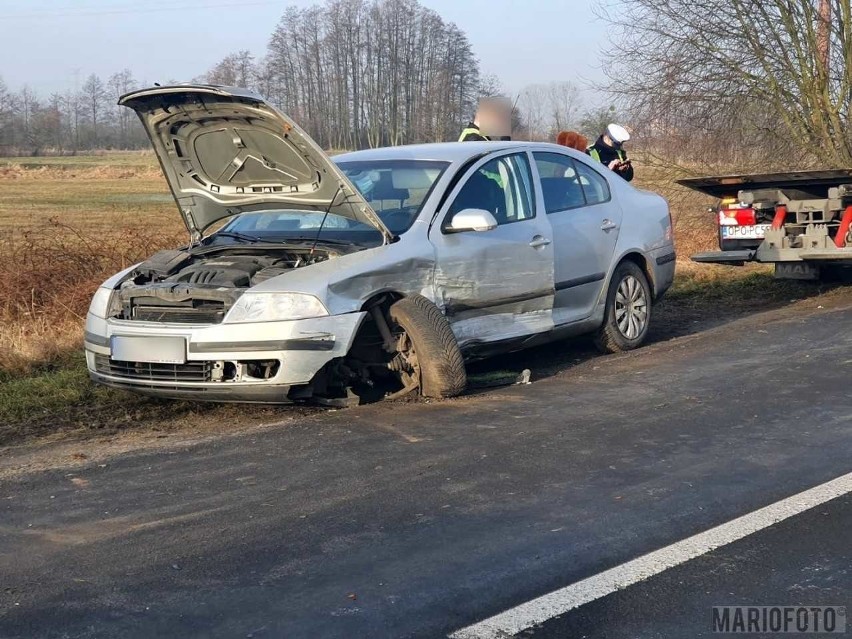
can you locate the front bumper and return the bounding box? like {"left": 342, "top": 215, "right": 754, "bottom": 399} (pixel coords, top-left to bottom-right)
{"left": 84, "top": 311, "right": 367, "bottom": 401}
{"left": 88, "top": 375, "right": 298, "bottom": 403}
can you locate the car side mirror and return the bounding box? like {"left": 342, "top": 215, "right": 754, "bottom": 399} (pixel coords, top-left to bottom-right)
{"left": 446, "top": 208, "right": 498, "bottom": 233}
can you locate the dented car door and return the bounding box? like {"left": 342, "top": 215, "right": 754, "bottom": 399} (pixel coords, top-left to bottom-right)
{"left": 429, "top": 150, "right": 556, "bottom": 349}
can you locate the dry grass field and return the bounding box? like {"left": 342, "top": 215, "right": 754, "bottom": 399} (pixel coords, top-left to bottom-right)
{"left": 0, "top": 154, "right": 223, "bottom": 444}
{"left": 0, "top": 153, "right": 835, "bottom": 446}
{"left": 0, "top": 153, "right": 181, "bottom": 372}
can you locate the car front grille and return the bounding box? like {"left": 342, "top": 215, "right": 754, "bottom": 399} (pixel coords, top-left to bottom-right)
{"left": 93, "top": 354, "right": 213, "bottom": 382}
{"left": 130, "top": 305, "right": 225, "bottom": 324}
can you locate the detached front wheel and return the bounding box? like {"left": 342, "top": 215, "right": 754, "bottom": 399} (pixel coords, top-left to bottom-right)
{"left": 594, "top": 261, "right": 652, "bottom": 353}
{"left": 387, "top": 295, "right": 466, "bottom": 398}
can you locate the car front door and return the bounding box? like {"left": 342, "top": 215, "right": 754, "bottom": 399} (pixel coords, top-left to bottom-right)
{"left": 532, "top": 151, "right": 622, "bottom": 325}
{"left": 429, "top": 151, "right": 555, "bottom": 350}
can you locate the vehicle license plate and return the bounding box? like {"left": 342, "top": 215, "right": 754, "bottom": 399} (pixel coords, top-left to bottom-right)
{"left": 721, "top": 224, "right": 771, "bottom": 239}
{"left": 111, "top": 336, "right": 187, "bottom": 364}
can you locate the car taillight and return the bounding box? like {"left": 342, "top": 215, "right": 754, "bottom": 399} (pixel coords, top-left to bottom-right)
{"left": 719, "top": 207, "right": 756, "bottom": 226}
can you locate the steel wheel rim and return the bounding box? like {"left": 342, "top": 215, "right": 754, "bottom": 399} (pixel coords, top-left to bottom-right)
{"left": 390, "top": 329, "right": 421, "bottom": 394}
{"left": 614, "top": 274, "right": 648, "bottom": 340}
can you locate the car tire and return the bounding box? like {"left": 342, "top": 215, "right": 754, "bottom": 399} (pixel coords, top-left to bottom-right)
{"left": 594, "top": 261, "right": 652, "bottom": 354}
{"left": 388, "top": 295, "right": 467, "bottom": 398}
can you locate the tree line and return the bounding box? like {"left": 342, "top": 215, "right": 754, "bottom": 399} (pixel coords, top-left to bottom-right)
{"left": 205, "top": 0, "right": 481, "bottom": 149}
{"left": 4, "top": 0, "right": 850, "bottom": 171}
{"left": 0, "top": 0, "right": 486, "bottom": 156}
{"left": 0, "top": 71, "right": 150, "bottom": 156}
{"left": 0, "top": 0, "right": 609, "bottom": 158}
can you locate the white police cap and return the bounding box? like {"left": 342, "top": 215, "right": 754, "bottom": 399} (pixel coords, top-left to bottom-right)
{"left": 606, "top": 123, "right": 631, "bottom": 143}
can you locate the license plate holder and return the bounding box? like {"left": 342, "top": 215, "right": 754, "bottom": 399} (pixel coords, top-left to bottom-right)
{"left": 111, "top": 336, "right": 187, "bottom": 364}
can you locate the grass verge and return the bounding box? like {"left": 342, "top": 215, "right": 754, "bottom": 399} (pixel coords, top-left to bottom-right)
{"left": 0, "top": 352, "right": 306, "bottom": 447}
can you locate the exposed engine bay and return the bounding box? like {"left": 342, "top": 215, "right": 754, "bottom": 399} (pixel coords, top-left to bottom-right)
{"left": 114, "top": 246, "right": 341, "bottom": 324}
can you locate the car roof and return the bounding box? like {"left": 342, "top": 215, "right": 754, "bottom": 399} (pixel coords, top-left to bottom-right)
{"left": 334, "top": 141, "right": 586, "bottom": 164}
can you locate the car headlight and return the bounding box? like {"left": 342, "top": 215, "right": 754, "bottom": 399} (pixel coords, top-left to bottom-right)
{"left": 224, "top": 293, "right": 329, "bottom": 324}
{"left": 88, "top": 287, "right": 118, "bottom": 319}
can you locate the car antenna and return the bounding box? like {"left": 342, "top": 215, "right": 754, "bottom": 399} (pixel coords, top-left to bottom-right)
{"left": 309, "top": 183, "right": 344, "bottom": 255}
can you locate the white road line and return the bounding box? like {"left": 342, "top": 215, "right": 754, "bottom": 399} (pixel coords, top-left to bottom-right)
{"left": 450, "top": 470, "right": 852, "bottom": 639}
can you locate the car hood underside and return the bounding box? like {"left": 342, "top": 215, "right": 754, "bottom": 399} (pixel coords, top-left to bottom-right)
{"left": 119, "top": 85, "right": 391, "bottom": 242}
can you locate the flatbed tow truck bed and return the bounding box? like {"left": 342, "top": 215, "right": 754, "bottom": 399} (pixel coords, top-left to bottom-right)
{"left": 679, "top": 169, "right": 852, "bottom": 279}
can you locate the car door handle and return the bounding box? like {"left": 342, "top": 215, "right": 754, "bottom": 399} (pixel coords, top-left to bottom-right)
{"left": 529, "top": 236, "right": 552, "bottom": 248}
{"left": 601, "top": 219, "right": 618, "bottom": 232}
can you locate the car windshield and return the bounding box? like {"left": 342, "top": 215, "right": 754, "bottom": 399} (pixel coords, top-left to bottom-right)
{"left": 215, "top": 159, "right": 448, "bottom": 247}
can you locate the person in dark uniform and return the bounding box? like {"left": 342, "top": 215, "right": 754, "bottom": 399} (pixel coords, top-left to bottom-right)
{"left": 586, "top": 123, "right": 634, "bottom": 182}
{"left": 458, "top": 116, "right": 490, "bottom": 142}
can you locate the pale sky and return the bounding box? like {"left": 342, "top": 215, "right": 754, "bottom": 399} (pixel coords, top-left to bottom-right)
{"left": 0, "top": 0, "right": 609, "bottom": 98}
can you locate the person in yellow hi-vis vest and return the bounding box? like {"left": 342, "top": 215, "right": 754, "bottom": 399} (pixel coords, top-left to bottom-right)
{"left": 586, "top": 123, "right": 634, "bottom": 182}
{"left": 458, "top": 116, "right": 490, "bottom": 142}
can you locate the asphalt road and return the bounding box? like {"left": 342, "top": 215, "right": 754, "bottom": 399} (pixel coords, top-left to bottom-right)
{"left": 520, "top": 493, "right": 851, "bottom": 638}
{"left": 1, "top": 297, "right": 851, "bottom": 638}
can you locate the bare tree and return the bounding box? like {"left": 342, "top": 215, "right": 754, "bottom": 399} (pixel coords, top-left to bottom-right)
{"left": 65, "top": 87, "right": 83, "bottom": 154}
{"left": 579, "top": 105, "right": 618, "bottom": 141}
{"left": 518, "top": 85, "right": 548, "bottom": 140}
{"left": 43, "top": 93, "right": 65, "bottom": 154}
{"left": 108, "top": 69, "right": 137, "bottom": 147}
{"left": 517, "top": 81, "right": 584, "bottom": 140}
{"left": 205, "top": 50, "right": 256, "bottom": 88}
{"left": 17, "top": 86, "right": 38, "bottom": 154}
{"left": 603, "top": 0, "right": 852, "bottom": 169}
{"left": 262, "top": 0, "right": 480, "bottom": 149}
{"left": 477, "top": 74, "right": 504, "bottom": 100}
{"left": 81, "top": 74, "right": 107, "bottom": 147}
{"left": 0, "top": 77, "right": 16, "bottom": 153}
{"left": 548, "top": 81, "right": 582, "bottom": 133}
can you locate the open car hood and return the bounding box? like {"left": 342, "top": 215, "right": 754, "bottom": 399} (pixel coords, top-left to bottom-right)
{"left": 119, "top": 85, "right": 391, "bottom": 242}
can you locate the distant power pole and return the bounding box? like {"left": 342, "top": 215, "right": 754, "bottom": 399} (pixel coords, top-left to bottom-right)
{"left": 817, "top": 0, "right": 831, "bottom": 77}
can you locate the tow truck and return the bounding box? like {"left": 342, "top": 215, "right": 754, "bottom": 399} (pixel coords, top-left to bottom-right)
{"left": 681, "top": 169, "right": 852, "bottom": 280}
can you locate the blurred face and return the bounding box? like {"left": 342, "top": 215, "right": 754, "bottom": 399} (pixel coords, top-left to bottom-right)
{"left": 602, "top": 134, "right": 624, "bottom": 149}
{"left": 476, "top": 99, "right": 511, "bottom": 138}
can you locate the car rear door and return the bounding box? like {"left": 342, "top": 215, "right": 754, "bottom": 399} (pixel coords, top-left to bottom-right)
{"left": 532, "top": 151, "right": 622, "bottom": 325}
{"left": 429, "top": 150, "right": 555, "bottom": 350}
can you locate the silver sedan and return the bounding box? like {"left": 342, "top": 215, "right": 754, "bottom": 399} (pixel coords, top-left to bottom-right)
{"left": 85, "top": 85, "right": 675, "bottom": 405}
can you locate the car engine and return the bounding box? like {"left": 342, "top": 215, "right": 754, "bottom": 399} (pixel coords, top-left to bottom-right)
{"left": 113, "top": 247, "right": 338, "bottom": 324}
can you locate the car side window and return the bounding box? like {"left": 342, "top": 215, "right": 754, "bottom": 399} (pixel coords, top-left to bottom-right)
{"left": 533, "top": 152, "right": 587, "bottom": 213}
{"left": 447, "top": 153, "right": 535, "bottom": 226}
{"left": 574, "top": 161, "right": 611, "bottom": 205}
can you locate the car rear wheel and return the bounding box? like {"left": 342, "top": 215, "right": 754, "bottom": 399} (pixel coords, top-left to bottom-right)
{"left": 594, "top": 261, "right": 652, "bottom": 353}
{"left": 387, "top": 295, "right": 466, "bottom": 398}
